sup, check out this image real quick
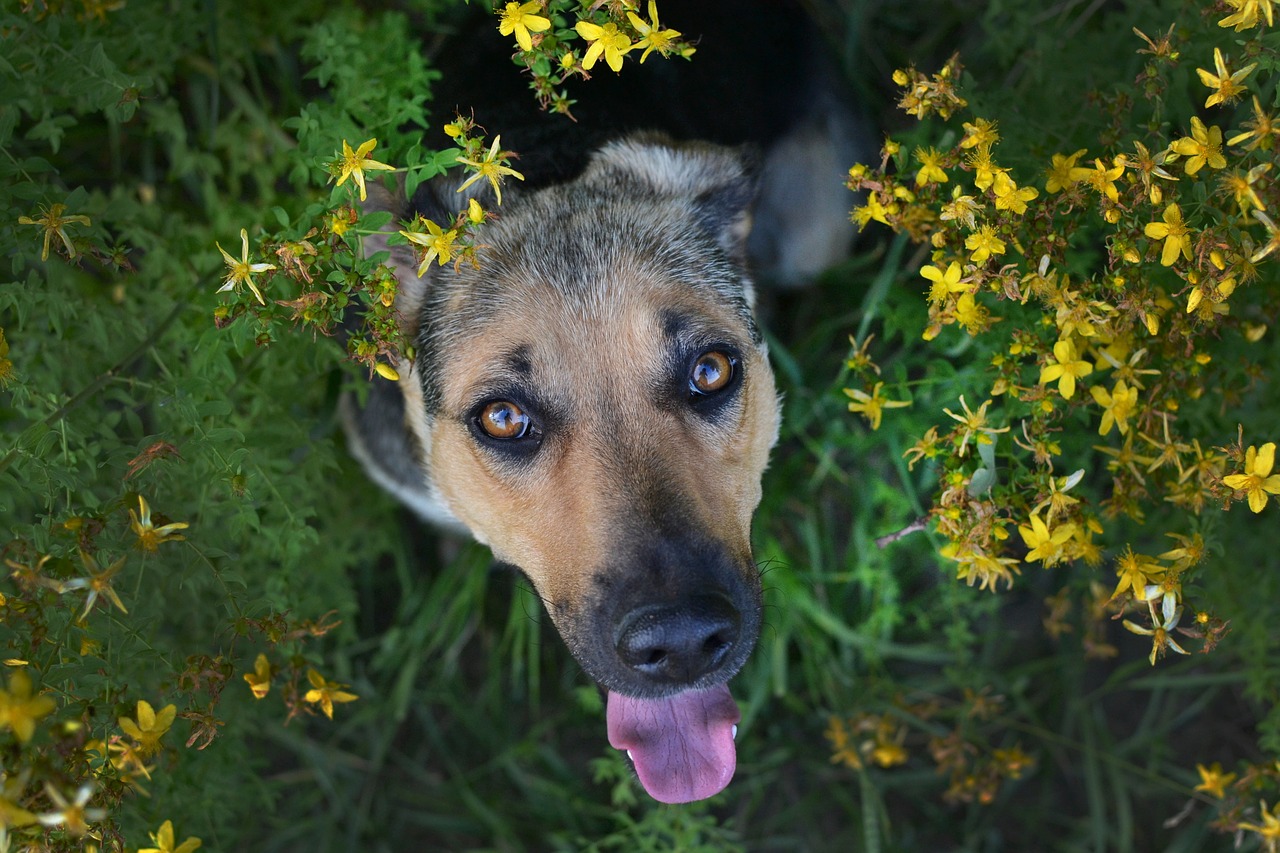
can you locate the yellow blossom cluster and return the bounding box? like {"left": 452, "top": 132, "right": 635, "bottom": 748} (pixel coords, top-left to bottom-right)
{"left": 827, "top": 692, "right": 1035, "bottom": 807}
{"left": 216, "top": 128, "right": 509, "bottom": 381}
{"left": 838, "top": 3, "right": 1280, "bottom": 831}
{"left": 849, "top": 13, "right": 1280, "bottom": 645}
{"left": 0, "top": 481, "right": 357, "bottom": 850}
{"left": 825, "top": 712, "right": 908, "bottom": 770}
{"left": 494, "top": 1, "right": 695, "bottom": 114}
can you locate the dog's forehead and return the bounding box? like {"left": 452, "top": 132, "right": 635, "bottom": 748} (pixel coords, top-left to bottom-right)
{"left": 436, "top": 274, "right": 750, "bottom": 410}
{"left": 423, "top": 187, "right": 760, "bottom": 410}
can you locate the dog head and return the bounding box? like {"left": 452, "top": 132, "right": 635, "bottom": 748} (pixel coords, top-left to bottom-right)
{"left": 365, "top": 135, "right": 781, "bottom": 802}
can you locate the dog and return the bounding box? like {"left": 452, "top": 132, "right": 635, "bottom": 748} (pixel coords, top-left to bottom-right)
{"left": 341, "top": 1, "right": 859, "bottom": 804}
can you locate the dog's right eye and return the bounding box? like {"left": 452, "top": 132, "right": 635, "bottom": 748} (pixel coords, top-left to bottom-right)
{"left": 688, "top": 350, "right": 739, "bottom": 399}
{"left": 476, "top": 400, "right": 534, "bottom": 440}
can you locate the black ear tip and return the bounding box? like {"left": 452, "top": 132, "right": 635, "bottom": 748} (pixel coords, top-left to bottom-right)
{"left": 737, "top": 142, "right": 764, "bottom": 182}
{"left": 693, "top": 178, "right": 756, "bottom": 240}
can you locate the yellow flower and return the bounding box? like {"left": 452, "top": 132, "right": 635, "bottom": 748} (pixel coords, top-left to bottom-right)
{"left": 497, "top": 1, "right": 550, "bottom": 52}
{"left": 328, "top": 210, "right": 351, "bottom": 237}
{"left": 1044, "top": 149, "right": 1091, "bottom": 193}
{"left": 845, "top": 333, "right": 881, "bottom": 375}
{"left": 825, "top": 715, "right": 862, "bottom": 769}
{"left": 118, "top": 700, "right": 177, "bottom": 757}
{"left": 1238, "top": 800, "right": 1280, "bottom": 848}
{"left": 109, "top": 736, "right": 154, "bottom": 780}
{"left": 1111, "top": 546, "right": 1164, "bottom": 600}
{"left": 1193, "top": 762, "right": 1237, "bottom": 799}
{"left": 1143, "top": 203, "right": 1193, "bottom": 266}
{"left": 871, "top": 737, "right": 907, "bottom": 768}
{"left": 0, "top": 769, "right": 36, "bottom": 828}
{"left": 953, "top": 291, "right": 991, "bottom": 334}
{"left": 1018, "top": 512, "right": 1075, "bottom": 566}
{"left": 1122, "top": 597, "right": 1190, "bottom": 665}
{"left": 1197, "top": 47, "right": 1255, "bottom": 108}
{"left": 36, "top": 783, "right": 104, "bottom": 838}
{"left": 139, "top": 819, "right": 203, "bottom": 853}
{"left": 575, "top": 20, "right": 633, "bottom": 72}
{"left": 1159, "top": 532, "right": 1206, "bottom": 571}
{"left": 62, "top": 550, "right": 129, "bottom": 622}
{"left": 0, "top": 669, "right": 56, "bottom": 743}
{"left": 843, "top": 381, "right": 910, "bottom": 430}
{"left": 243, "top": 653, "right": 272, "bottom": 700}
{"left": 455, "top": 135, "right": 525, "bottom": 206}
{"left": 1220, "top": 164, "right": 1269, "bottom": 215}
{"left": 902, "top": 426, "right": 940, "bottom": 470}
{"left": 913, "top": 146, "right": 948, "bottom": 186}
{"left": 992, "top": 172, "right": 1038, "bottom": 215}
{"left": 1082, "top": 157, "right": 1125, "bottom": 201}
{"left": 400, "top": 219, "right": 460, "bottom": 275}
{"left": 959, "top": 118, "right": 999, "bottom": 149}
{"left": 1219, "top": 0, "right": 1275, "bottom": 31}
{"left": 333, "top": 138, "right": 395, "bottom": 202}
{"left": 1121, "top": 140, "right": 1178, "bottom": 204}
{"left": 943, "top": 541, "right": 1021, "bottom": 592}
{"left": 304, "top": 669, "right": 358, "bottom": 719}
{"left": 964, "top": 225, "right": 1005, "bottom": 263}
{"left": 1170, "top": 118, "right": 1226, "bottom": 175}
{"left": 942, "top": 395, "right": 1009, "bottom": 456}
{"left": 627, "top": 1, "right": 681, "bottom": 63}
{"left": 17, "top": 202, "right": 91, "bottom": 262}
{"left": 1031, "top": 468, "right": 1083, "bottom": 522}
{"left": 939, "top": 189, "right": 984, "bottom": 229}
{"left": 1090, "top": 380, "right": 1139, "bottom": 436}
{"left": 921, "top": 260, "right": 966, "bottom": 306}
{"left": 1222, "top": 442, "right": 1280, "bottom": 512}
{"left": 129, "top": 496, "right": 189, "bottom": 552}
{"left": 1038, "top": 339, "right": 1093, "bottom": 400}
{"left": 851, "top": 193, "right": 897, "bottom": 229}
{"left": 1251, "top": 209, "right": 1280, "bottom": 263}
{"left": 1229, "top": 95, "right": 1279, "bottom": 150}
{"left": 965, "top": 145, "right": 1005, "bottom": 191}
{"left": 215, "top": 228, "right": 276, "bottom": 305}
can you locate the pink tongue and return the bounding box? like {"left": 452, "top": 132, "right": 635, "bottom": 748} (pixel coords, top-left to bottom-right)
{"left": 606, "top": 685, "right": 739, "bottom": 804}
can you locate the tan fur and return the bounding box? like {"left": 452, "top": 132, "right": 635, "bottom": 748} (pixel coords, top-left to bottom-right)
{"left": 427, "top": 268, "right": 778, "bottom": 620}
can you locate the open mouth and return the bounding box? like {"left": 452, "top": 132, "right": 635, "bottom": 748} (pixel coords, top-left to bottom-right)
{"left": 605, "top": 683, "right": 740, "bottom": 804}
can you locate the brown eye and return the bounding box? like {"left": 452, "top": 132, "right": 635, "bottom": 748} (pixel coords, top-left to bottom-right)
{"left": 690, "top": 351, "right": 735, "bottom": 396}
{"left": 477, "top": 400, "right": 531, "bottom": 440}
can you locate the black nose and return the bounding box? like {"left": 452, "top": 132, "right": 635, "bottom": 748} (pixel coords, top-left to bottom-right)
{"left": 614, "top": 595, "right": 741, "bottom": 685}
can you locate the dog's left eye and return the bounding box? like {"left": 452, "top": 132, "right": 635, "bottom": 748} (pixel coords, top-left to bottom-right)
{"left": 476, "top": 400, "right": 534, "bottom": 440}
{"left": 689, "top": 351, "right": 737, "bottom": 397}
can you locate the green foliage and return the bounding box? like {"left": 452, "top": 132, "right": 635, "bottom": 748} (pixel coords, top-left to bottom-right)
{"left": 2, "top": 0, "right": 1279, "bottom": 851}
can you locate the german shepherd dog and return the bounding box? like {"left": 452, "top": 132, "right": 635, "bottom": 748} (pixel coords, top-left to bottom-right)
{"left": 343, "top": 2, "right": 858, "bottom": 804}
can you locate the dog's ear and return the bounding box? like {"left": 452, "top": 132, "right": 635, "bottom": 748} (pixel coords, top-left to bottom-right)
{"left": 362, "top": 175, "right": 495, "bottom": 341}
{"left": 584, "top": 134, "right": 758, "bottom": 264}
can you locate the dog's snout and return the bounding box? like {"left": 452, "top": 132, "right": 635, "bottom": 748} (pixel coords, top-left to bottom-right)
{"left": 615, "top": 595, "right": 741, "bottom": 685}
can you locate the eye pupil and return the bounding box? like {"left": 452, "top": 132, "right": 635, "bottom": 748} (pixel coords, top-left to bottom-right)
{"left": 691, "top": 351, "right": 734, "bottom": 395}
{"left": 479, "top": 401, "right": 530, "bottom": 440}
